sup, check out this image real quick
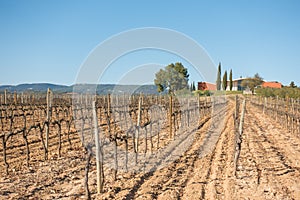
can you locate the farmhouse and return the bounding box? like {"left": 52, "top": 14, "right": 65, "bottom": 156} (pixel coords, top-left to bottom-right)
{"left": 198, "top": 79, "right": 283, "bottom": 92}
{"left": 197, "top": 82, "right": 216, "bottom": 91}
{"left": 227, "top": 78, "right": 248, "bottom": 91}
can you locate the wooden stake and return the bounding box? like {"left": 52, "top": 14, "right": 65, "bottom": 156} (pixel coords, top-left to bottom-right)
{"left": 14, "top": 91, "right": 17, "bottom": 105}
{"left": 135, "top": 95, "right": 142, "bottom": 163}
{"left": 4, "top": 89, "right": 7, "bottom": 105}
{"left": 84, "top": 149, "right": 92, "bottom": 200}
{"left": 235, "top": 95, "right": 238, "bottom": 120}
{"left": 169, "top": 94, "right": 173, "bottom": 139}
{"left": 92, "top": 100, "right": 104, "bottom": 193}
{"left": 107, "top": 94, "right": 111, "bottom": 118}
{"left": 21, "top": 92, "right": 24, "bottom": 104}
{"left": 239, "top": 100, "right": 246, "bottom": 136}
{"left": 45, "top": 88, "right": 51, "bottom": 160}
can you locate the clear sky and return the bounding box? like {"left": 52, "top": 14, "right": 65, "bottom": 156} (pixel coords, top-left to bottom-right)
{"left": 0, "top": 0, "right": 299, "bottom": 86}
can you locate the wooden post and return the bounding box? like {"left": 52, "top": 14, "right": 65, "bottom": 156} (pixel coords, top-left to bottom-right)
{"left": 21, "top": 92, "right": 24, "bottom": 104}
{"left": 107, "top": 94, "right": 111, "bottom": 118}
{"left": 14, "top": 91, "right": 17, "bottom": 105}
{"left": 286, "top": 97, "right": 289, "bottom": 129}
{"left": 45, "top": 88, "right": 51, "bottom": 160}
{"left": 84, "top": 150, "right": 92, "bottom": 200}
{"left": 135, "top": 95, "right": 142, "bottom": 163}
{"left": 263, "top": 97, "right": 267, "bottom": 114}
{"left": 275, "top": 96, "right": 278, "bottom": 122}
{"left": 235, "top": 95, "right": 238, "bottom": 120}
{"left": 92, "top": 100, "right": 104, "bottom": 193}
{"left": 149, "top": 120, "right": 153, "bottom": 154}
{"left": 4, "top": 89, "right": 7, "bottom": 105}
{"left": 80, "top": 93, "right": 83, "bottom": 105}
{"left": 124, "top": 107, "right": 129, "bottom": 172}
{"left": 169, "top": 94, "right": 173, "bottom": 139}
{"left": 157, "top": 107, "right": 160, "bottom": 150}
{"left": 239, "top": 100, "right": 246, "bottom": 136}
{"left": 234, "top": 95, "right": 239, "bottom": 130}
{"left": 112, "top": 111, "right": 118, "bottom": 181}
{"left": 198, "top": 94, "right": 200, "bottom": 114}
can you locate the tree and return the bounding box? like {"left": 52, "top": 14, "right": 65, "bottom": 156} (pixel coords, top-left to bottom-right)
{"left": 222, "top": 70, "right": 228, "bottom": 91}
{"left": 290, "top": 81, "right": 297, "bottom": 88}
{"left": 154, "top": 62, "right": 189, "bottom": 93}
{"left": 216, "top": 62, "right": 221, "bottom": 90}
{"left": 241, "top": 73, "right": 264, "bottom": 93}
{"left": 189, "top": 82, "right": 196, "bottom": 91}
{"left": 190, "top": 81, "right": 196, "bottom": 91}
{"left": 229, "top": 69, "right": 233, "bottom": 91}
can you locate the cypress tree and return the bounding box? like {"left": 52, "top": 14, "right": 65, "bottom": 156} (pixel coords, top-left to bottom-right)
{"left": 229, "top": 69, "right": 233, "bottom": 91}
{"left": 192, "top": 81, "right": 196, "bottom": 91}
{"left": 222, "top": 70, "right": 228, "bottom": 90}
{"left": 216, "top": 62, "right": 221, "bottom": 90}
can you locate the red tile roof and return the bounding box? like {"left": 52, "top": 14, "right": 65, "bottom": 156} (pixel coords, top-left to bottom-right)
{"left": 198, "top": 82, "right": 217, "bottom": 91}
{"left": 262, "top": 82, "right": 282, "bottom": 89}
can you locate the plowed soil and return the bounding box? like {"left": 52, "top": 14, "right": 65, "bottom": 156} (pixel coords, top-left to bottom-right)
{"left": 1, "top": 98, "right": 300, "bottom": 199}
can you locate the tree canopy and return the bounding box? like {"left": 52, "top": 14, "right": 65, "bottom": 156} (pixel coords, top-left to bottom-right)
{"left": 289, "top": 81, "right": 297, "bottom": 88}
{"left": 241, "top": 73, "right": 264, "bottom": 93}
{"left": 154, "top": 62, "right": 189, "bottom": 93}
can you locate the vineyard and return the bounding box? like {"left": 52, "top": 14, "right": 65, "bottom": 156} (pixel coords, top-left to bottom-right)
{"left": 0, "top": 91, "right": 300, "bottom": 199}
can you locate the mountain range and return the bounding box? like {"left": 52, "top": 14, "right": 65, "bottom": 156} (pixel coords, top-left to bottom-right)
{"left": 0, "top": 83, "right": 161, "bottom": 94}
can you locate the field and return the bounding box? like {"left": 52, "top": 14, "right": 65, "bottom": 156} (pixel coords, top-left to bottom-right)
{"left": 0, "top": 93, "right": 300, "bottom": 199}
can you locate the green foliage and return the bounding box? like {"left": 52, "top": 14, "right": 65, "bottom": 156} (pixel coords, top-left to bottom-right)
{"left": 229, "top": 69, "right": 233, "bottom": 91}
{"left": 192, "top": 81, "right": 196, "bottom": 91}
{"left": 190, "top": 81, "right": 196, "bottom": 92}
{"left": 203, "top": 90, "right": 211, "bottom": 96}
{"left": 216, "top": 63, "right": 221, "bottom": 91}
{"left": 195, "top": 90, "right": 211, "bottom": 96}
{"left": 289, "top": 81, "right": 297, "bottom": 88}
{"left": 174, "top": 88, "right": 193, "bottom": 96}
{"left": 225, "top": 90, "right": 243, "bottom": 95}
{"left": 154, "top": 62, "right": 189, "bottom": 93}
{"left": 256, "top": 87, "right": 300, "bottom": 98}
{"left": 241, "top": 73, "right": 263, "bottom": 93}
{"left": 222, "top": 70, "right": 227, "bottom": 90}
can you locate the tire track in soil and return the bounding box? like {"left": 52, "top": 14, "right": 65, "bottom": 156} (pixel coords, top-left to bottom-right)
{"left": 182, "top": 101, "right": 235, "bottom": 200}
{"left": 123, "top": 116, "right": 213, "bottom": 200}
{"left": 111, "top": 101, "right": 232, "bottom": 200}
{"left": 236, "top": 104, "right": 300, "bottom": 200}
{"left": 153, "top": 103, "right": 231, "bottom": 200}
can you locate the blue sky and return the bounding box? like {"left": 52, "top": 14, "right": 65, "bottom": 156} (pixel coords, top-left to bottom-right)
{"left": 0, "top": 0, "right": 299, "bottom": 86}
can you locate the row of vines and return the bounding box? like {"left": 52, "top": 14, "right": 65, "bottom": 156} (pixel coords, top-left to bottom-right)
{"left": 248, "top": 96, "right": 300, "bottom": 134}
{"left": 0, "top": 90, "right": 229, "bottom": 198}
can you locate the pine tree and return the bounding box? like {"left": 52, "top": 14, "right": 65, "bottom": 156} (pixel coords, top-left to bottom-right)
{"left": 216, "top": 62, "right": 221, "bottom": 90}
{"left": 154, "top": 62, "right": 189, "bottom": 93}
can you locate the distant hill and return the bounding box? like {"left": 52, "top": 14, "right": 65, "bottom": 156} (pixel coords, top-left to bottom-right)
{"left": 0, "top": 83, "right": 161, "bottom": 95}
{"left": 0, "top": 83, "right": 70, "bottom": 93}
